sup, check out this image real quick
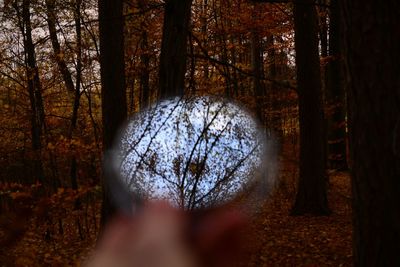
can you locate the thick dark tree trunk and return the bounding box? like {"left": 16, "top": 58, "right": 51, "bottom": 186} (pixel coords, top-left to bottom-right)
{"left": 291, "top": 0, "right": 330, "bottom": 215}
{"left": 98, "top": 0, "right": 127, "bottom": 226}
{"left": 340, "top": 1, "right": 400, "bottom": 265}
{"left": 326, "top": 0, "right": 347, "bottom": 170}
{"left": 158, "top": 0, "right": 193, "bottom": 98}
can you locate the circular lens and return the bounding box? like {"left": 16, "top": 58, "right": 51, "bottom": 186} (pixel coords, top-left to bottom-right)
{"left": 111, "top": 96, "right": 275, "bottom": 211}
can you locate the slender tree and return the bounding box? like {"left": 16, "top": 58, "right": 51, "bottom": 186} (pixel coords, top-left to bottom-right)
{"left": 45, "top": 0, "right": 83, "bottom": 191}
{"left": 266, "top": 34, "right": 279, "bottom": 132}
{"left": 340, "top": 0, "right": 400, "bottom": 265}
{"left": 68, "top": 0, "right": 83, "bottom": 194}
{"left": 291, "top": 0, "right": 330, "bottom": 215}
{"left": 251, "top": 4, "right": 265, "bottom": 124}
{"left": 14, "top": 0, "right": 46, "bottom": 184}
{"left": 45, "top": 0, "right": 75, "bottom": 94}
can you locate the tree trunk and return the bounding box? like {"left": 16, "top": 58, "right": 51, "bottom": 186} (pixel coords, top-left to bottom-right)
{"left": 16, "top": 0, "right": 46, "bottom": 184}
{"left": 201, "top": 0, "right": 209, "bottom": 80}
{"left": 69, "top": 0, "right": 83, "bottom": 193}
{"left": 326, "top": 0, "right": 347, "bottom": 170}
{"left": 291, "top": 0, "right": 330, "bottom": 215}
{"left": 158, "top": 0, "right": 193, "bottom": 98}
{"left": 340, "top": 0, "right": 400, "bottom": 265}
{"left": 266, "top": 34, "right": 284, "bottom": 140}
{"left": 45, "top": 0, "right": 75, "bottom": 94}
{"left": 251, "top": 30, "right": 264, "bottom": 124}
{"left": 139, "top": 31, "right": 150, "bottom": 109}
{"left": 98, "top": 0, "right": 127, "bottom": 226}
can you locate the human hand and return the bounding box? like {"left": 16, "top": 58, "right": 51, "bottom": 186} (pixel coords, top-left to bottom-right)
{"left": 85, "top": 202, "right": 245, "bottom": 267}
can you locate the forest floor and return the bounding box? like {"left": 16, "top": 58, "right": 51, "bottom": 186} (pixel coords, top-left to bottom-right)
{"left": 1, "top": 142, "right": 353, "bottom": 266}
{"left": 239, "top": 139, "right": 353, "bottom": 266}
{"left": 242, "top": 171, "right": 352, "bottom": 267}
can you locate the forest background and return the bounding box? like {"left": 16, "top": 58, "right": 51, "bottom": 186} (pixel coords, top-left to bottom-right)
{"left": 0, "top": 0, "right": 398, "bottom": 266}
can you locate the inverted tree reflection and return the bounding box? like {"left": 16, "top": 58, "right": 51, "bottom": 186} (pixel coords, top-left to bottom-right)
{"left": 113, "top": 96, "right": 268, "bottom": 210}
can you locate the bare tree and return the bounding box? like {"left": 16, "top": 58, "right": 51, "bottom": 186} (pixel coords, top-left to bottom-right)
{"left": 14, "top": 0, "right": 46, "bottom": 184}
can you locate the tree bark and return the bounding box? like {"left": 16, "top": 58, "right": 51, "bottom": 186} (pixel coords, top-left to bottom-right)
{"left": 158, "top": 0, "right": 193, "bottom": 98}
{"left": 340, "top": 0, "right": 400, "bottom": 265}
{"left": 291, "top": 0, "right": 330, "bottom": 215}
{"left": 98, "top": 0, "right": 127, "bottom": 226}
{"left": 326, "top": 0, "right": 347, "bottom": 170}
